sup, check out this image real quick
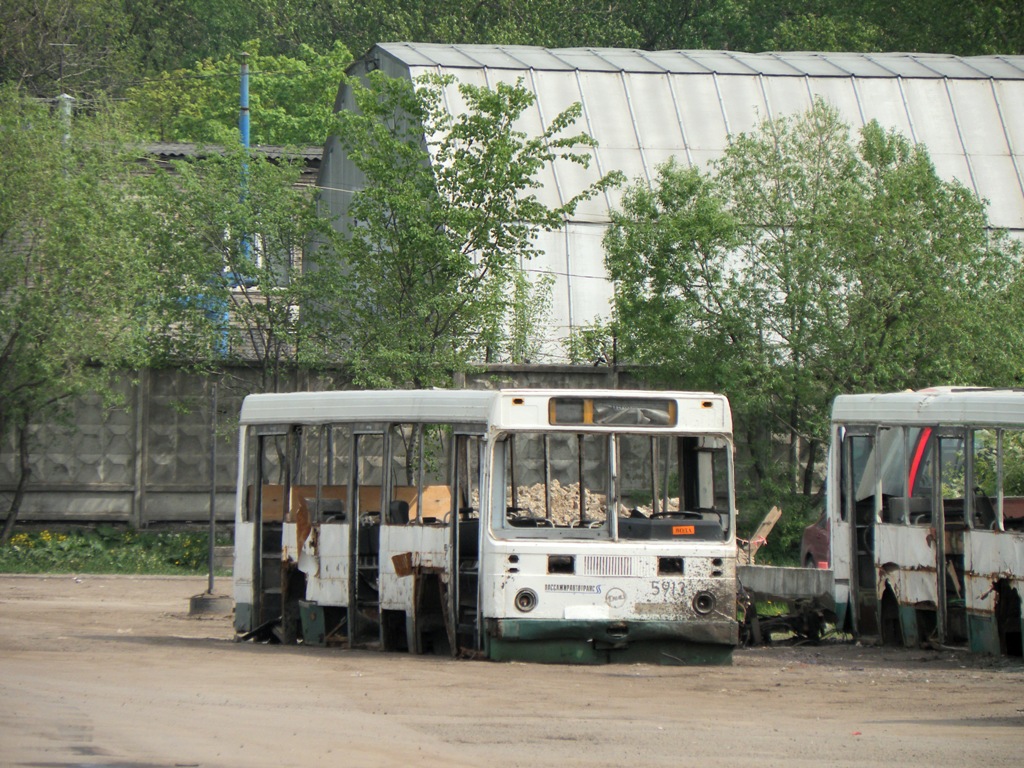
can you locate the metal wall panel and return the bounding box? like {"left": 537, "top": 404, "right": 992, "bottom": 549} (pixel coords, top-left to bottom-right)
{"left": 972, "top": 155, "right": 1024, "bottom": 227}
{"left": 567, "top": 272, "right": 614, "bottom": 328}
{"left": 531, "top": 70, "right": 587, "bottom": 117}
{"left": 578, "top": 71, "right": 636, "bottom": 149}
{"left": 949, "top": 80, "right": 1009, "bottom": 154}
{"left": 643, "top": 148, "right": 685, "bottom": 172}
{"left": 628, "top": 74, "right": 687, "bottom": 151}
{"left": 928, "top": 152, "right": 975, "bottom": 191}
{"left": 564, "top": 224, "right": 609, "bottom": 279}
{"left": 992, "top": 81, "right": 1024, "bottom": 157}
{"left": 762, "top": 76, "right": 817, "bottom": 122}
{"left": 715, "top": 76, "right": 771, "bottom": 136}
{"left": 905, "top": 80, "right": 964, "bottom": 155}
{"left": 674, "top": 75, "right": 730, "bottom": 151}
{"left": 847, "top": 79, "right": 915, "bottom": 137}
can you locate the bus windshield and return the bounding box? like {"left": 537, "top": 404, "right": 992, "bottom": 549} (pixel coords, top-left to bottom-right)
{"left": 493, "top": 430, "right": 732, "bottom": 542}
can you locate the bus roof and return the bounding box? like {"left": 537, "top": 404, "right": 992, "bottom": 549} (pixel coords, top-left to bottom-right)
{"left": 239, "top": 389, "right": 498, "bottom": 426}
{"left": 239, "top": 388, "right": 731, "bottom": 431}
{"left": 832, "top": 388, "right": 1024, "bottom": 428}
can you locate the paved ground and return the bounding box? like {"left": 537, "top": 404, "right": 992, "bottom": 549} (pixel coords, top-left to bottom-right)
{"left": 1, "top": 574, "right": 1021, "bottom": 768}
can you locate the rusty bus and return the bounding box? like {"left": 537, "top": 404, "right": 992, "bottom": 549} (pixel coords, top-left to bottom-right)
{"left": 232, "top": 388, "right": 738, "bottom": 664}
{"left": 829, "top": 388, "right": 1024, "bottom": 656}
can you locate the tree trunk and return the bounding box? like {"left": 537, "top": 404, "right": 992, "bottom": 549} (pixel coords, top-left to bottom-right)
{"left": 0, "top": 424, "right": 32, "bottom": 545}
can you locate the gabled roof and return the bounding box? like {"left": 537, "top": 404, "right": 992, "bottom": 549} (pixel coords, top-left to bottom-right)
{"left": 325, "top": 45, "right": 1024, "bottom": 359}
{"left": 357, "top": 45, "right": 1024, "bottom": 233}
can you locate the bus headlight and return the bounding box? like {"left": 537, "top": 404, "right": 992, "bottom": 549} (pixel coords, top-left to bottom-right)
{"left": 514, "top": 588, "right": 538, "bottom": 613}
{"left": 692, "top": 591, "right": 716, "bottom": 615}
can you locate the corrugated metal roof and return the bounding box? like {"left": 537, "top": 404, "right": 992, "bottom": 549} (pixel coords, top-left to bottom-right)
{"left": 373, "top": 44, "right": 1024, "bottom": 79}
{"left": 142, "top": 143, "right": 323, "bottom": 187}
{"left": 324, "top": 45, "right": 1024, "bottom": 361}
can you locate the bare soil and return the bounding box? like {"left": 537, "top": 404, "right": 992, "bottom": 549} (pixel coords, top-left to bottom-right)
{"left": 1, "top": 574, "right": 1021, "bottom": 768}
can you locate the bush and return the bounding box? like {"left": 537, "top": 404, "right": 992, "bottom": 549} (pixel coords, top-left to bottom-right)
{"left": 0, "top": 527, "right": 231, "bottom": 575}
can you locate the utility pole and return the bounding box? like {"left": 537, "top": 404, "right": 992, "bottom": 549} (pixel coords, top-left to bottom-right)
{"left": 48, "top": 43, "right": 75, "bottom": 93}
{"left": 48, "top": 44, "right": 76, "bottom": 155}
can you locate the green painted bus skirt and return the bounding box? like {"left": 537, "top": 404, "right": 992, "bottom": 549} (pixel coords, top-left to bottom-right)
{"left": 485, "top": 617, "right": 737, "bottom": 665}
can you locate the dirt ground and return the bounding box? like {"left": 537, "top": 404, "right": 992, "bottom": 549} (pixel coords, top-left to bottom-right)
{"left": 1, "top": 575, "right": 1021, "bottom": 768}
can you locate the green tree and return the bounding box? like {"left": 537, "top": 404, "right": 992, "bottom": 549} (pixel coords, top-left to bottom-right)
{"left": 604, "top": 158, "right": 741, "bottom": 381}
{"left": 125, "top": 41, "right": 351, "bottom": 146}
{"left": 766, "top": 1, "right": 882, "bottom": 51}
{"left": 0, "top": 0, "right": 138, "bottom": 98}
{"left": 862, "top": 0, "right": 1024, "bottom": 55}
{"left": 829, "top": 121, "right": 1024, "bottom": 390}
{"left": 711, "top": 102, "right": 866, "bottom": 499}
{"left": 123, "top": 0, "right": 271, "bottom": 74}
{"left": 323, "top": 0, "right": 639, "bottom": 54}
{"left": 140, "top": 145, "right": 335, "bottom": 393}
{"left": 316, "top": 71, "right": 621, "bottom": 388}
{"left": 606, "top": 101, "right": 1024, "bottom": 527}
{"left": 0, "top": 88, "right": 154, "bottom": 542}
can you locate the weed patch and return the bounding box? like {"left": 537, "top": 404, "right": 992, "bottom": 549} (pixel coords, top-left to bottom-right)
{"left": 0, "top": 527, "right": 231, "bottom": 575}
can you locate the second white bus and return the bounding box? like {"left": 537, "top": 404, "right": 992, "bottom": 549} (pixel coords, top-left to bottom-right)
{"left": 828, "top": 388, "right": 1024, "bottom": 656}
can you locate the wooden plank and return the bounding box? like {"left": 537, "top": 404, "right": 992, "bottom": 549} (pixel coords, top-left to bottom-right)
{"left": 738, "top": 505, "right": 782, "bottom": 564}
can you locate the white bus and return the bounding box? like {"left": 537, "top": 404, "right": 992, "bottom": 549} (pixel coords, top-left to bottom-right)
{"left": 828, "top": 388, "right": 1024, "bottom": 656}
{"left": 232, "top": 388, "right": 738, "bottom": 664}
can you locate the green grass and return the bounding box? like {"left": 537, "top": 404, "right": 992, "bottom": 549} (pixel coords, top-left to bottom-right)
{"left": 0, "top": 526, "right": 232, "bottom": 575}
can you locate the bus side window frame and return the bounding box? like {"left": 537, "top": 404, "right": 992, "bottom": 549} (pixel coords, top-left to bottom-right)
{"left": 839, "top": 427, "right": 877, "bottom": 524}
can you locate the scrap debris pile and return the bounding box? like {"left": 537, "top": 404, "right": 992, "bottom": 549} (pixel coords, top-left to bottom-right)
{"left": 509, "top": 480, "right": 681, "bottom": 524}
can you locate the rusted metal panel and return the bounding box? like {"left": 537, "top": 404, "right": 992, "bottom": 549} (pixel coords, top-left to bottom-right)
{"left": 391, "top": 551, "right": 414, "bottom": 577}
{"left": 967, "top": 529, "right": 1024, "bottom": 579}
{"left": 737, "top": 564, "right": 834, "bottom": 606}
{"left": 299, "top": 523, "right": 349, "bottom": 605}
{"left": 378, "top": 524, "right": 449, "bottom": 612}
{"left": 964, "top": 529, "right": 1024, "bottom": 616}
{"left": 876, "top": 525, "right": 935, "bottom": 571}
{"left": 875, "top": 525, "right": 939, "bottom": 606}
{"left": 281, "top": 522, "right": 298, "bottom": 562}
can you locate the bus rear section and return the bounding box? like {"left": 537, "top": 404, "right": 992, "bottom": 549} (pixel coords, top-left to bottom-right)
{"left": 829, "top": 389, "right": 1024, "bottom": 657}
{"left": 231, "top": 390, "right": 491, "bottom": 654}
{"left": 232, "top": 389, "right": 739, "bottom": 664}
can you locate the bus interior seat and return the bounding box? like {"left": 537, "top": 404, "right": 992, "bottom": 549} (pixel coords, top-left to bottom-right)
{"left": 388, "top": 500, "right": 410, "bottom": 525}
{"left": 973, "top": 488, "right": 997, "bottom": 529}
{"left": 889, "top": 496, "right": 930, "bottom": 525}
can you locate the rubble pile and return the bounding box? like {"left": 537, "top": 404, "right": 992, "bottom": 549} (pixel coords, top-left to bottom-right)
{"left": 509, "top": 480, "right": 683, "bottom": 524}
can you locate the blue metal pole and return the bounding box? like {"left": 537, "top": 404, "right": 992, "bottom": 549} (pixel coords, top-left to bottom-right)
{"left": 210, "top": 51, "right": 251, "bottom": 355}
{"left": 238, "top": 51, "right": 253, "bottom": 277}
{"left": 239, "top": 52, "right": 250, "bottom": 149}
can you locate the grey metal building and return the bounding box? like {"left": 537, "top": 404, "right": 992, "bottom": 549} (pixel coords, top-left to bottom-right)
{"left": 318, "top": 44, "right": 1024, "bottom": 361}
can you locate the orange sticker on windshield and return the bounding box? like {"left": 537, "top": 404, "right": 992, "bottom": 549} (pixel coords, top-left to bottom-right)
{"left": 672, "top": 525, "right": 696, "bottom": 536}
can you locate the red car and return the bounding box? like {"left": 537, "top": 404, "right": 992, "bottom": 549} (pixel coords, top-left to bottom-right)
{"left": 800, "top": 511, "right": 830, "bottom": 569}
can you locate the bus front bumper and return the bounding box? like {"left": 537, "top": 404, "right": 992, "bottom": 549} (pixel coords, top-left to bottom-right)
{"left": 484, "top": 617, "right": 738, "bottom": 665}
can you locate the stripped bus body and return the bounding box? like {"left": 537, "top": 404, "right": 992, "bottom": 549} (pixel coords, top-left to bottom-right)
{"left": 232, "top": 389, "right": 739, "bottom": 664}
{"left": 829, "top": 388, "right": 1024, "bottom": 656}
